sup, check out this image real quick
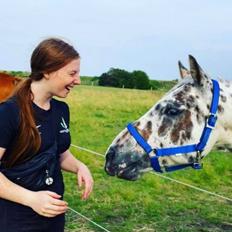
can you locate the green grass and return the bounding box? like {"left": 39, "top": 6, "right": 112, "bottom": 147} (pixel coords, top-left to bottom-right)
{"left": 63, "top": 85, "right": 232, "bottom": 232}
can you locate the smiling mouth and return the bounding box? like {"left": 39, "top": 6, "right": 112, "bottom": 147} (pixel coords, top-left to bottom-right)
{"left": 65, "top": 86, "right": 73, "bottom": 91}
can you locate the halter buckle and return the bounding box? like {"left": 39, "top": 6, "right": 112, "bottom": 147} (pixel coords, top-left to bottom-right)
{"left": 206, "top": 113, "right": 217, "bottom": 130}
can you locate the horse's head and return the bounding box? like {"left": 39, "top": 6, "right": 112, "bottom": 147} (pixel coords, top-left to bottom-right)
{"left": 0, "top": 73, "right": 22, "bottom": 102}
{"left": 105, "top": 55, "right": 220, "bottom": 180}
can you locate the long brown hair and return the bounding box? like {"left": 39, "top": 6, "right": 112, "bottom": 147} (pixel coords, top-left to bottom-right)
{"left": 4, "top": 38, "right": 80, "bottom": 167}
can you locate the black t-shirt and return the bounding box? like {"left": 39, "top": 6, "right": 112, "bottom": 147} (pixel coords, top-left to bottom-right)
{"left": 0, "top": 97, "right": 71, "bottom": 159}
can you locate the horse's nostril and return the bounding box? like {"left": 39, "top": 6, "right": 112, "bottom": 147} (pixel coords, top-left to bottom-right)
{"left": 105, "top": 165, "right": 116, "bottom": 176}
{"left": 105, "top": 146, "right": 117, "bottom": 176}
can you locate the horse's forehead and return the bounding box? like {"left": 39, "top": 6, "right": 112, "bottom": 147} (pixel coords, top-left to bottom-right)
{"left": 171, "top": 81, "right": 195, "bottom": 97}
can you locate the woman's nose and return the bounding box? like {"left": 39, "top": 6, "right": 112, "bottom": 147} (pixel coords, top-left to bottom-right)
{"left": 74, "top": 75, "right": 81, "bottom": 85}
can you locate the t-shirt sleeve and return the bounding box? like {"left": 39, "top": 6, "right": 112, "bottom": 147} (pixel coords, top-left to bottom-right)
{"left": 0, "top": 102, "right": 18, "bottom": 148}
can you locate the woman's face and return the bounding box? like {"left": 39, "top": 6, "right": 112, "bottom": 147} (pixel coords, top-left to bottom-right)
{"left": 47, "top": 58, "right": 81, "bottom": 98}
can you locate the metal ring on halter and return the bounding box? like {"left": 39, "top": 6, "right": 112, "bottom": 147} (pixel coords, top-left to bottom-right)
{"left": 193, "top": 151, "right": 203, "bottom": 169}
{"left": 148, "top": 149, "right": 157, "bottom": 158}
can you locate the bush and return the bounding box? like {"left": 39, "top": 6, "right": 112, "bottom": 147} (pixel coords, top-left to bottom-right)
{"left": 99, "top": 68, "right": 150, "bottom": 89}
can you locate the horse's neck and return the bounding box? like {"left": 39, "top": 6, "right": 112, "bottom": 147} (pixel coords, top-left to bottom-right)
{"left": 216, "top": 80, "right": 232, "bottom": 145}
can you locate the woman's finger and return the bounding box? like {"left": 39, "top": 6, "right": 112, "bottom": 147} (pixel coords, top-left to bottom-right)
{"left": 82, "top": 179, "right": 93, "bottom": 199}
{"left": 78, "top": 173, "right": 83, "bottom": 188}
{"left": 51, "top": 198, "right": 68, "bottom": 207}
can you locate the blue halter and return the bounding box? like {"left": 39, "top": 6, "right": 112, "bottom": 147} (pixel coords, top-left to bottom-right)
{"left": 127, "top": 79, "right": 220, "bottom": 173}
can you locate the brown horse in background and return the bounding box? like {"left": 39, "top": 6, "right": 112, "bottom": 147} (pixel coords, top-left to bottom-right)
{"left": 0, "top": 73, "right": 22, "bottom": 102}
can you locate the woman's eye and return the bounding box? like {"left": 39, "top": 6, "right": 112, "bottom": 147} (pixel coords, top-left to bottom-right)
{"left": 70, "top": 71, "right": 78, "bottom": 76}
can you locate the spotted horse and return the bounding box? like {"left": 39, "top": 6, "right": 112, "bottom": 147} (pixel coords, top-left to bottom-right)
{"left": 105, "top": 55, "right": 232, "bottom": 180}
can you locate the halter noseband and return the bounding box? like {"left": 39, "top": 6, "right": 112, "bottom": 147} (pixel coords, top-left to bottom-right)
{"left": 127, "top": 79, "right": 220, "bottom": 173}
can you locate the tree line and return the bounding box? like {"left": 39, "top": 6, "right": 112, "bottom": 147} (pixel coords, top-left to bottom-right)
{"left": 97, "top": 68, "right": 177, "bottom": 90}
{"left": 4, "top": 69, "right": 177, "bottom": 91}
{"left": 98, "top": 68, "right": 151, "bottom": 89}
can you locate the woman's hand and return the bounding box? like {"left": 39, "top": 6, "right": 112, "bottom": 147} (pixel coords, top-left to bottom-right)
{"left": 77, "top": 163, "right": 94, "bottom": 200}
{"left": 27, "top": 191, "right": 68, "bottom": 217}
{"left": 59, "top": 149, "right": 94, "bottom": 199}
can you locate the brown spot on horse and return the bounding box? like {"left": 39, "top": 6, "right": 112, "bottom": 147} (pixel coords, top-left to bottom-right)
{"left": 141, "top": 121, "right": 152, "bottom": 140}
{"left": 171, "top": 110, "right": 193, "bottom": 144}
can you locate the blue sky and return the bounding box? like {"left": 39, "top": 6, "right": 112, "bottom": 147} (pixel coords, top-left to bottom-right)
{"left": 0, "top": 0, "right": 232, "bottom": 80}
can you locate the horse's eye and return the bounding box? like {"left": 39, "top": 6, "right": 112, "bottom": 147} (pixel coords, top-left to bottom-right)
{"left": 165, "top": 107, "right": 182, "bottom": 116}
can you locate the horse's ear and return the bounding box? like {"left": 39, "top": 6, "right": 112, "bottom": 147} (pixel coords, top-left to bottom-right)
{"left": 189, "top": 55, "right": 207, "bottom": 85}
{"left": 178, "top": 61, "right": 190, "bottom": 79}
{"left": 13, "top": 77, "right": 22, "bottom": 86}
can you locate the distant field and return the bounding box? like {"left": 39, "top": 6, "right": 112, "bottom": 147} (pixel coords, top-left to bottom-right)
{"left": 62, "top": 85, "right": 232, "bottom": 232}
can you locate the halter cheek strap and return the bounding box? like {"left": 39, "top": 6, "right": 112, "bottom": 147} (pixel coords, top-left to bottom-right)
{"left": 127, "top": 79, "right": 220, "bottom": 173}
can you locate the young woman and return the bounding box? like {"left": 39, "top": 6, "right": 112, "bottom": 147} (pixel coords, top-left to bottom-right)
{"left": 0, "top": 38, "right": 94, "bottom": 231}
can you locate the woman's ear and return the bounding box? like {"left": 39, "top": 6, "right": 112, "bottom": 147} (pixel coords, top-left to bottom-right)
{"left": 43, "top": 73, "right": 50, "bottom": 80}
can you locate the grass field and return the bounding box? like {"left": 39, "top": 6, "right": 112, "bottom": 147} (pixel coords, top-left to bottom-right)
{"left": 63, "top": 85, "right": 232, "bottom": 232}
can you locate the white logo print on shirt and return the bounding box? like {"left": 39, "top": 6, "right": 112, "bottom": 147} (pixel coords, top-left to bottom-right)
{"left": 36, "top": 125, "right": 41, "bottom": 135}
{"left": 59, "top": 117, "right": 69, "bottom": 134}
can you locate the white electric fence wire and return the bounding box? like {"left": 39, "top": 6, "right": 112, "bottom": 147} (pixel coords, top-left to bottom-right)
{"left": 71, "top": 144, "right": 232, "bottom": 203}
{"left": 150, "top": 172, "right": 232, "bottom": 202}
{"left": 71, "top": 144, "right": 105, "bottom": 157}
{"left": 65, "top": 144, "right": 111, "bottom": 231}
{"left": 67, "top": 207, "right": 111, "bottom": 232}
{"left": 67, "top": 144, "right": 232, "bottom": 231}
